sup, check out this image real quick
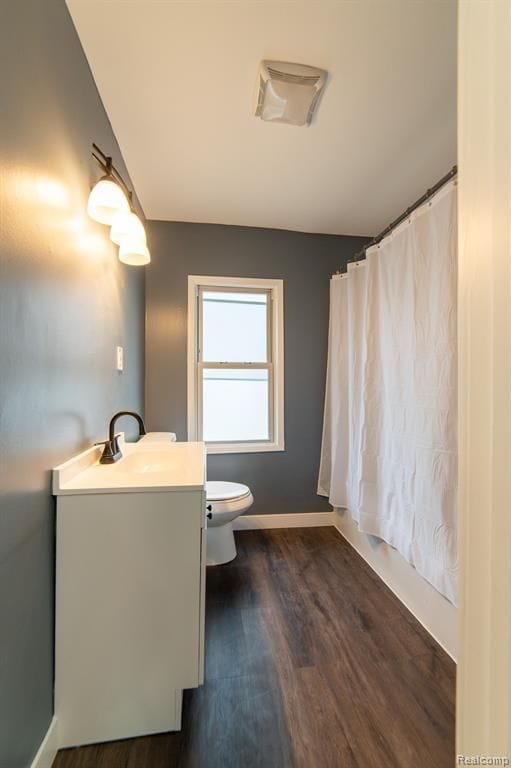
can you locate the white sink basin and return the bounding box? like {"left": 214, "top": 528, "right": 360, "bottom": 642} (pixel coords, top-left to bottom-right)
{"left": 117, "top": 451, "right": 173, "bottom": 474}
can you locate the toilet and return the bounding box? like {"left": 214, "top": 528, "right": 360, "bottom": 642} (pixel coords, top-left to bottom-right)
{"left": 206, "top": 481, "right": 253, "bottom": 565}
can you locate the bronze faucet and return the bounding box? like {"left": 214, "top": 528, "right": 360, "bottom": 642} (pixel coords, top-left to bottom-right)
{"left": 95, "top": 410, "right": 146, "bottom": 464}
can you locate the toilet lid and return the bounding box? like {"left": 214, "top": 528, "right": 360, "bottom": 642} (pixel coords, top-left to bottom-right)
{"left": 206, "top": 481, "right": 251, "bottom": 502}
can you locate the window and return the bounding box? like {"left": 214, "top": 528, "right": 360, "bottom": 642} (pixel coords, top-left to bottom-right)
{"left": 188, "top": 276, "right": 284, "bottom": 453}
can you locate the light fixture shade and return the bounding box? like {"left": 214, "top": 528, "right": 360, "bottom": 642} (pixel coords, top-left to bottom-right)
{"left": 255, "top": 60, "right": 328, "bottom": 126}
{"left": 110, "top": 210, "right": 146, "bottom": 246}
{"left": 87, "top": 177, "right": 129, "bottom": 225}
{"left": 119, "top": 237, "right": 151, "bottom": 266}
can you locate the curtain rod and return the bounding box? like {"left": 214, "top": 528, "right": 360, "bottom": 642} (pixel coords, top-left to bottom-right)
{"left": 347, "top": 165, "right": 457, "bottom": 265}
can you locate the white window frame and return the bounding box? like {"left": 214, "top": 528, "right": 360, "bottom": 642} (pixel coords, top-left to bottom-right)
{"left": 187, "top": 275, "right": 285, "bottom": 454}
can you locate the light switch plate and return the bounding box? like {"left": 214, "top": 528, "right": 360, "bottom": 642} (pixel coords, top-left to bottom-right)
{"left": 116, "top": 346, "right": 124, "bottom": 372}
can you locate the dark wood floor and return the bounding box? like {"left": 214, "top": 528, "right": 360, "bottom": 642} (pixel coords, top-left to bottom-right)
{"left": 53, "top": 527, "right": 455, "bottom": 768}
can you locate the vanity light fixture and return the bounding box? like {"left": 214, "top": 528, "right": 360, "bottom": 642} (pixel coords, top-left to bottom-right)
{"left": 87, "top": 176, "right": 129, "bottom": 225}
{"left": 119, "top": 239, "right": 151, "bottom": 266}
{"left": 87, "top": 147, "right": 130, "bottom": 225}
{"left": 87, "top": 143, "right": 151, "bottom": 266}
{"left": 110, "top": 209, "right": 146, "bottom": 246}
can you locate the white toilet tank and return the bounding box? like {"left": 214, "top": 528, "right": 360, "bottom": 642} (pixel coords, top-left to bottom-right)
{"left": 139, "top": 432, "right": 177, "bottom": 443}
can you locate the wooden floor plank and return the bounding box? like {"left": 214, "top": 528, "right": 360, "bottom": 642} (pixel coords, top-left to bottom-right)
{"left": 53, "top": 526, "right": 455, "bottom": 768}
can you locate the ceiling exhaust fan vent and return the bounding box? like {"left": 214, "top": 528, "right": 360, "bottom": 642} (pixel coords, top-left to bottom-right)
{"left": 255, "top": 60, "right": 328, "bottom": 126}
{"left": 265, "top": 67, "right": 322, "bottom": 87}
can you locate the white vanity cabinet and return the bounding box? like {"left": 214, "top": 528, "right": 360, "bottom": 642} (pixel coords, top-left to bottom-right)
{"left": 53, "top": 437, "right": 206, "bottom": 748}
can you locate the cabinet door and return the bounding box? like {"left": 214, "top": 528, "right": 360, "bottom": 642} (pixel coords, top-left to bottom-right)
{"left": 56, "top": 489, "right": 204, "bottom": 746}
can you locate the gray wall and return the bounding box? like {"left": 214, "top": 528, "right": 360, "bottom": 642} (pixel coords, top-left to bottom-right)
{"left": 0, "top": 2, "right": 145, "bottom": 766}
{"left": 145, "top": 222, "right": 367, "bottom": 515}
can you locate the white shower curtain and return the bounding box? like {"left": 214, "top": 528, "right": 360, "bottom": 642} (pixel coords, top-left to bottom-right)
{"left": 319, "top": 181, "right": 458, "bottom": 603}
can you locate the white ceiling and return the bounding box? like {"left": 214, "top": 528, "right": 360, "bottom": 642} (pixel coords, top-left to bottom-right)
{"left": 67, "top": 0, "right": 457, "bottom": 236}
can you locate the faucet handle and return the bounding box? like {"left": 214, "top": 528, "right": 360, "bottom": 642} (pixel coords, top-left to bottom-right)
{"left": 94, "top": 434, "right": 123, "bottom": 464}
{"left": 94, "top": 433, "right": 121, "bottom": 447}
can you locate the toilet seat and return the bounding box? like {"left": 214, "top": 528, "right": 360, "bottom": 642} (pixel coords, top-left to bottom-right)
{"left": 206, "top": 481, "right": 251, "bottom": 502}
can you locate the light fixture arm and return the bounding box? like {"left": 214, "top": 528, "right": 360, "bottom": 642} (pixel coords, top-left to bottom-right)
{"left": 91, "top": 143, "right": 133, "bottom": 204}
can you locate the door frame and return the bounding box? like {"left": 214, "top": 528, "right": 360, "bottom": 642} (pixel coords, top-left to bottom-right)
{"left": 457, "top": 0, "right": 511, "bottom": 759}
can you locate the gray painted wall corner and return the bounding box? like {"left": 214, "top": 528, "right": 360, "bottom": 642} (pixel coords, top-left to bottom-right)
{"left": 145, "top": 221, "right": 368, "bottom": 516}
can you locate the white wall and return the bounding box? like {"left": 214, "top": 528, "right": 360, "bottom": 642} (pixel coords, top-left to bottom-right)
{"left": 457, "top": 0, "right": 511, "bottom": 758}
{"left": 333, "top": 510, "right": 457, "bottom": 659}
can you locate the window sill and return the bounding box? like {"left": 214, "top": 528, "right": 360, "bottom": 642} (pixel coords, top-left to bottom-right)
{"left": 205, "top": 441, "right": 285, "bottom": 455}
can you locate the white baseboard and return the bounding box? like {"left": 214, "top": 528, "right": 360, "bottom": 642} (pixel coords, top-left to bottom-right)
{"left": 234, "top": 511, "right": 335, "bottom": 530}
{"left": 331, "top": 509, "right": 457, "bottom": 661}
{"left": 30, "top": 716, "right": 58, "bottom": 768}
